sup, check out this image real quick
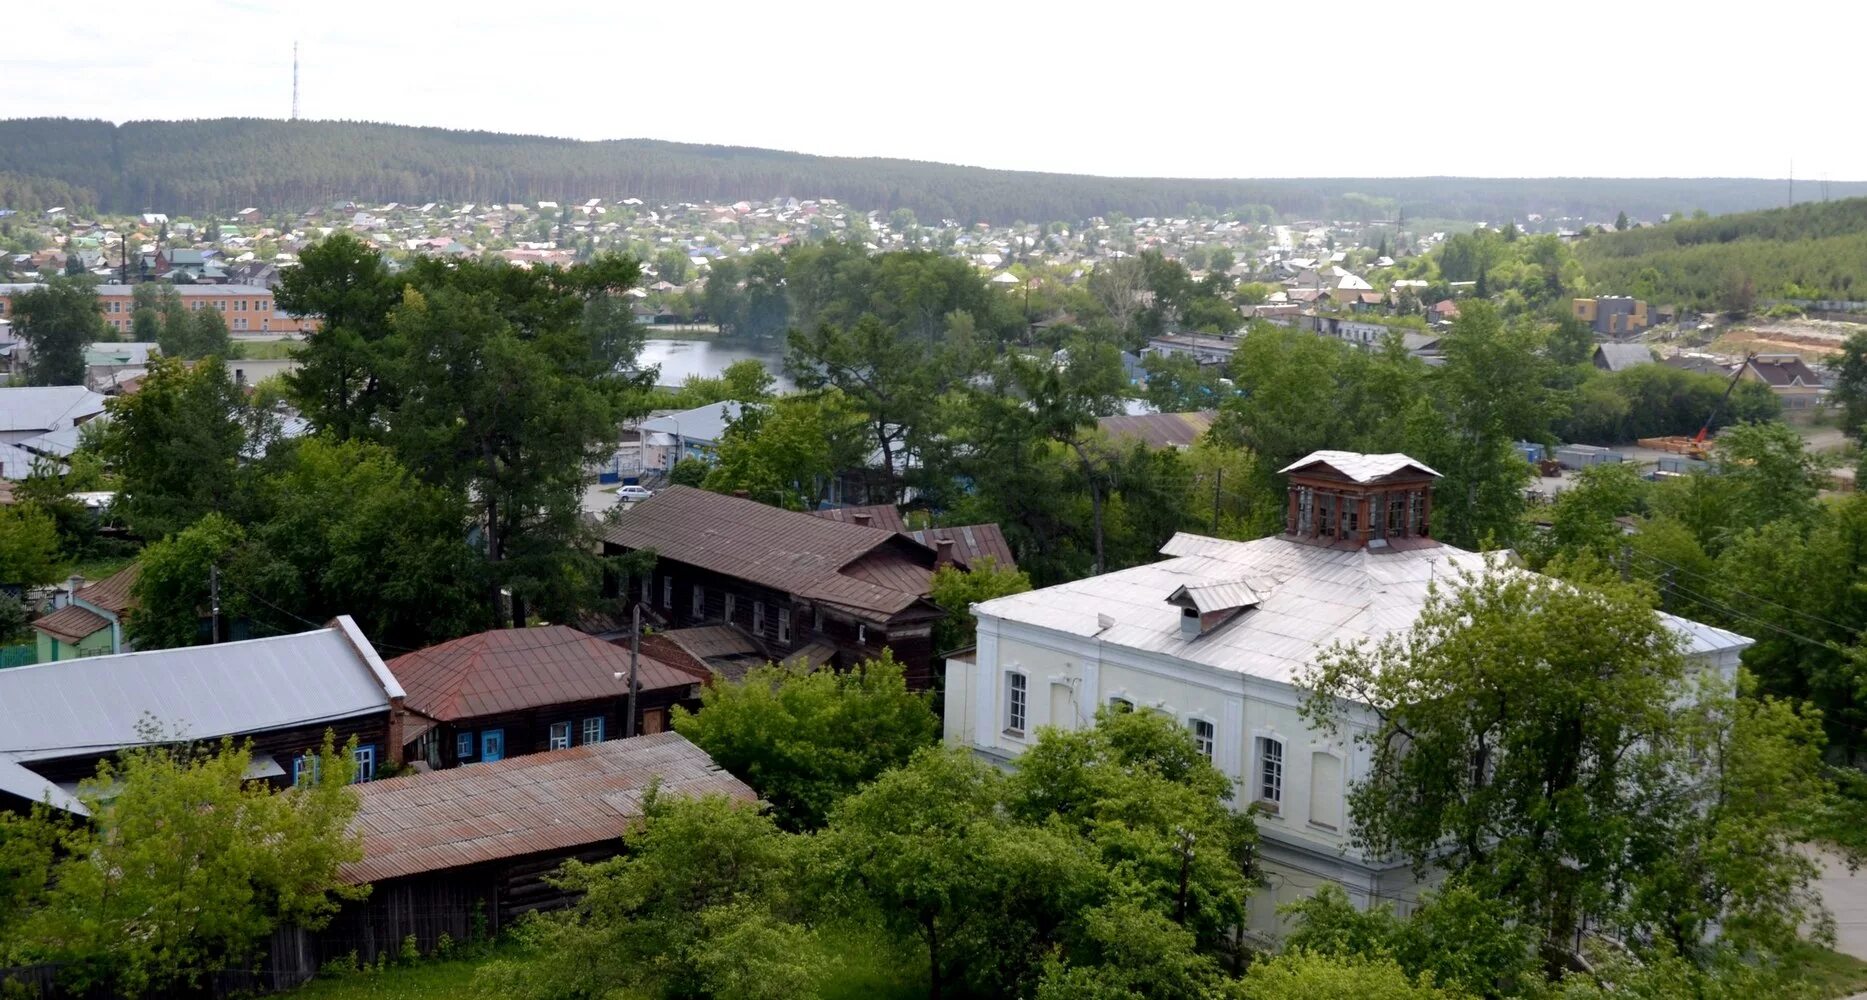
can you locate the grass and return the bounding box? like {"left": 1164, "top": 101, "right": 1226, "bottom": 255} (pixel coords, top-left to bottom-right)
{"left": 66, "top": 551, "right": 136, "bottom": 583}
{"left": 283, "top": 943, "right": 532, "bottom": 1000}
{"left": 229, "top": 338, "right": 302, "bottom": 360}
{"left": 1785, "top": 942, "right": 1867, "bottom": 999}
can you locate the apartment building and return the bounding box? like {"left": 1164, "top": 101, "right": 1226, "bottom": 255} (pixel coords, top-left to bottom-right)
{"left": 0, "top": 283, "right": 314, "bottom": 337}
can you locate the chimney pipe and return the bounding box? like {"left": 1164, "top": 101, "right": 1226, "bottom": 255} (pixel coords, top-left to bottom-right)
{"left": 1180, "top": 606, "right": 1200, "bottom": 640}
{"left": 852, "top": 512, "right": 872, "bottom": 527}
{"left": 934, "top": 538, "right": 956, "bottom": 567}
{"left": 63, "top": 575, "right": 84, "bottom": 608}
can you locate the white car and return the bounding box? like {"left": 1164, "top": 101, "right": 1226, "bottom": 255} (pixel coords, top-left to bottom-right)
{"left": 617, "top": 485, "right": 654, "bottom": 501}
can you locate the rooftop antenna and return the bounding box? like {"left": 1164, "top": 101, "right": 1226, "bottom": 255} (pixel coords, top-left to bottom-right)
{"left": 291, "top": 42, "right": 300, "bottom": 120}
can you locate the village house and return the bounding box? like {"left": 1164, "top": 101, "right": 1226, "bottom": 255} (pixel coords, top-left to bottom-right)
{"left": 602, "top": 486, "right": 962, "bottom": 687}
{"left": 1592, "top": 343, "right": 1656, "bottom": 372}
{"left": 32, "top": 564, "right": 138, "bottom": 661}
{"left": 941, "top": 450, "right": 1750, "bottom": 941}
{"left": 389, "top": 625, "right": 708, "bottom": 769}
{"left": 1573, "top": 295, "right": 1653, "bottom": 336}
{"left": 1737, "top": 353, "right": 1826, "bottom": 410}
{"left": 0, "top": 617, "right": 411, "bottom": 814}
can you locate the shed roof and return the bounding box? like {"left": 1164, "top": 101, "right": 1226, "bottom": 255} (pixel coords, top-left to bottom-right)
{"left": 340, "top": 732, "right": 755, "bottom": 884}
{"left": 31, "top": 603, "right": 108, "bottom": 644}
{"left": 389, "top": 626, "right": 704, "bottom": 723}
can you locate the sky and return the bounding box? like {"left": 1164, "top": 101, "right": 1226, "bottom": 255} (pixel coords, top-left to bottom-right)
{"left": 8, "top": 0, "right": 1863, "bottom": 181}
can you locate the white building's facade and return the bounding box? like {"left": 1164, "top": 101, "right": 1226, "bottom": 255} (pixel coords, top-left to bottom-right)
{"left": 943, "top": 451, "right": 1751, "bottom": 941}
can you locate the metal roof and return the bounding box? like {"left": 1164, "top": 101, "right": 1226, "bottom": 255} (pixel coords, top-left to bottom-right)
{"left": 1593, "top": 343, "right": 1656, "bottom": 372}
{"left": 0, "top": 617, "right": 396, "bottom": 765}
{"left": 1169, "top": 580, "right": 1262, "bottom": 616}
{"left": 975, "top": 532, "right": 1750, "bottom": 686}
{"left": 639, "top": 401, "right": 746, "bottom": 444}
{"left": 341, "top": 733, "right": 755, "bottom": 884}
{"left": 0, "top": 386, "right": 107, "bottom": 434}
{"left": 1096, "top": 411, "right": 1216, "bottom": 450}
{"left": 1278, "top": 450, "right": 1441, "bottom": 483}
{"left": 906, "top": 523, "right": 1018, "bottom": 573}
{"left": 388, "top": 626, "right": 703, "bottom": 722}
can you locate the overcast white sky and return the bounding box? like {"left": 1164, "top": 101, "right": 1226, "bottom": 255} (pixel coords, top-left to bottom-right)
{"left": 9, "top": 0, "right": 1861, "bottom": 180}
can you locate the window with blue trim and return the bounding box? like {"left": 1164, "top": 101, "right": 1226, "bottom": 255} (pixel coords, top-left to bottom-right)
{"left": 292, "top": 753, "right": 321, "bottom": 786}
{"left": 353, "top": 744, "right": 377, "bottom": 783}
{"left": 549, "top": 721, "right": 572, "bottom": 750}
{"left": 456, "top": 732, "right": 474, "bottom": 760}
{"left": 581, "top": 716, "right": 605, "bottom": 744}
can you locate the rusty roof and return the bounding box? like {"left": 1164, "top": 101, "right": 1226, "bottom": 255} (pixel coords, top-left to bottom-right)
{"left": 340, "top": 733, "right": 755, "bottom": 884}
{"left": 906, "top": 524, "right": 1018, "bottom": 573}
{"left": 603, "top": 486, "right": 940, "bottom": 621}
{"left": 1097, "top": 410, "right": 1216, "bottom": 450}
{"left": 807, "top": 504, "right": 908, "bottom": 533}
{"left": 31, "top": 603, "right": 109, "bottom": 644}
{"left": 388, "top": 626, "right": 703, "bottom": 722}
{"left": 74, "top": 563, "right": 139, "bottom": 615}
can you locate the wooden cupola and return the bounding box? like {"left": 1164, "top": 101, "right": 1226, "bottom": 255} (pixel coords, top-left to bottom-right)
{"left": 1277, "top": 451, "right": 1440, "bottom": 550}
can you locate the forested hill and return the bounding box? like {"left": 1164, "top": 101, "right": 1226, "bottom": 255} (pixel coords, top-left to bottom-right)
{"left": 1575, "top": 196, "right": 1867, "bottom": 308}
{"left": 1, "top": 117, "right": 1859, "bottom": 224}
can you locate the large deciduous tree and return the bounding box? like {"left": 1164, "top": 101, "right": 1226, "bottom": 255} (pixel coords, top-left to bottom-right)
{"left": 11, "top": 275, "right": 104, "bottom": 385}
{"left": 96, "top": 356, "right": 247, "bottom": 539}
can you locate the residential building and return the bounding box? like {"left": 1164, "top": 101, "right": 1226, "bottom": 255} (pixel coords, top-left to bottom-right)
{"left": 0, "top": 283, "right": 314, "bottom": 337}
{"left": 1592, "top": 343, "right": 1656, "bottom": 372}
{"left": 0, "top": 385, "right": 107, "bottom": 444}
{"left": 32, "top": 564, "right": 138, "bottom": 661}
{"left": 389, "top": 625, "right": 708, "bottom": 770}
{"left": 942, "top": 450, "right": 1749, "bottom": 940}
{"left": 0, "top": 617, "right": 409, "bottom": 814}
{"left": 1144, "top": 333, "right": 1238, "bottom": 367}
{"left": 1737, "top": 353, "right": 1826, "bottom": 410}
{"left": 602, "top": 486, "right": 955, "bottom": 687}
{"left": 1573, "top": 296, "right": 1653, "bottom": 336}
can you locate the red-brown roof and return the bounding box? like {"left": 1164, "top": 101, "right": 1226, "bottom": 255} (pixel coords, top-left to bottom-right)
{"left": 74, "top": 563, "right": 139, "bottom": 616}
{"left": 1096, "top": 411, "right": 1216, "bottom": 450}
{"left": 603, "top": 486, "right": 940, "bottom": 622}
{"left": 388, "top": 625, "right": 704, "bottom": 722}
{"left": 340, "top": 733, "right": 755, "bottom": 884}
{"left": 904, "top": 524, "right": 1018, "bottom": 573}
{"left": 807, "top": 504, "right": 908, "bottom": 533}
{"left": 32, "top": 603, "right": 109, "bottom": 644}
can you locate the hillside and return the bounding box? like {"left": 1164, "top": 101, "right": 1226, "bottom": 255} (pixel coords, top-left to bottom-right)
{"left": 0, "top": 117, "right": 1859, "bottom": 224}
{"left": 1575, "top": 197, "right": 1867, "bottom": 309}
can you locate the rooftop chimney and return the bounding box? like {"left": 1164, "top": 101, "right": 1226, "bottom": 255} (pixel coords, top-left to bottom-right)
{"left": 934, "top": 538, "right": 957, "bottom": 567}
{"left": 63, "top": 575, "right": 84, "bottom": 608}
{"left": 1179, "top": 606, "right": 1201, "bottom": 640}
{"left": 852, "top": 512, "right": 872, "bottom": 527}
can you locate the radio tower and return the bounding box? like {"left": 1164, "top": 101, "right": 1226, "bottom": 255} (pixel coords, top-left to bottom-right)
{"left": 291, "top": 42, "right": 300, "bottom": 120}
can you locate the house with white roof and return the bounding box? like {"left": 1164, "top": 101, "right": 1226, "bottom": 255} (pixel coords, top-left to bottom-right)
{"left": 943, "top": 450, "right": 1750, "bottom": 941}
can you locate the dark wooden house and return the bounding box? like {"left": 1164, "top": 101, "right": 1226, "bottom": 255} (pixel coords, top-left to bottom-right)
{"left": 0, "top": 616, "right": 407, "bottom": 815}
{"left": 602, "top": 486, "right": 958, "bottom": 688}
{"left": 391, "top": 625, "right": 709, "bottom": 770}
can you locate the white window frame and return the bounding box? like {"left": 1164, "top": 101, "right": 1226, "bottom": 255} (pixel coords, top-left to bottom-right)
{"left": 777, "top": 608, "right": 791, "bottom": 643}
{"left": 857, "top": 623, "right": 867, "bottom": 644}
{"left": 456, "top": 732, "right": 473, "bottom": 760}
{"left": 353, "top": 744, "right": 376, "bottom": 783}
{"left": 1190, "top": 718, "right": 1216, "bottom": 760}
{"left": 581, "top": 716, "right": 604, "bottom": 744}
{"left": 752, "top": 601, "right": 765, "bottom": 634}
{"left": 1255, "top": 736, "right": 1284, "bottom": 810}
{"left": 1108, "top": 696, "right": 1135, "bottom": 714}
{"left": 548, "top": 721, "right": 572, "bottom": 750}
{"left": 1004, "top": 671, "right": 1027, "bottom": 735}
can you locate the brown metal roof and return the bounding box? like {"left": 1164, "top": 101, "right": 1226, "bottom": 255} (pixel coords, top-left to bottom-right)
{"left": 32, "top": 603, "right": 108, "bottom": 644}
{"left": 807, "top": 504, "right": 908, "bottom": 533}
{"left": 603, "top": 486, "right": 939, "bottom": 620}
{"left": 340, "top": 733, "right": 755, "bottom": 884}
{"left": 1096, "top": 411, "right": 1216, "bottom": 450}
{"left": 906, "top": 524, "right": 1018, "bottom": 573}
{"left": 388, "top": 626, "right": 701, "bottom": 722}
{"left": 75, "top": 563, "right": 140, "bottom": 615}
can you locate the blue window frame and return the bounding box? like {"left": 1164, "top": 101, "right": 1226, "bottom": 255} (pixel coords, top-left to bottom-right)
{"left": 581, "top": 716, "right": 604, "bottom": 744}
{"left": 481, "top": 729, "right": 505, "bottom": 763}
{"left": 456, "top": 732, "right": 474, "bottom": 760}
{"left": 353, "top": 744, "right": 377, "bottom": 783}
{"left": 292, "top": 753, "right": 321, "bottom": 786}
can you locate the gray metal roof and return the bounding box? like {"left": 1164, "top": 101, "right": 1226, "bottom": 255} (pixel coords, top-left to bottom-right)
{"left": 639, "top": 400, "right": 745, "bottom": 445}
{"left": 1594, "top": 343, "right": 1656, "bottom": 372}
{"left": 1169, "top": 580, "right": 1262, "bottom": 616}
{"left": 0, "top": 616, "right": 398, "bottom": 766}
{"left": 1278, "top": 450, "right": 1440, "bottom": 483}
{"left": 0, "top": 386, "right": 107, "bottom": 434}
{"left": 976, "top": 532, "right": 1750, "bottom": 686}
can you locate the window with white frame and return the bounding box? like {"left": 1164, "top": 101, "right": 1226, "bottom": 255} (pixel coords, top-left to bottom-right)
{"left": 752, "top": 602, "right": 765, "bottom": 634}
{"left": 549, "top": 721, "right": 572, "bottom": 750}
{"left": 1005, "top": 672, "right": 1027, "bottom": 734}
{"left": 456, "top": 732, "right": 473, "bottom": 760}
{"left": 857, "top": 623, "right": 867, "bottom": 644}
{"left": 777, "top": 608, "right": 791, "bottom": 643}
{"left": 692, "top": 584, "right": 704, "bottom": 617}
{"left": 353, "top": 744, "right": 377, "bottom": 782}
{"left": 581, "top": 716, "right": 605, "bottom": 744}
{"left": 1256, "top": 737, "right": 1284, "bottom": 808}
{"left": 662, "top": 576, "right": 673, "bottom": 609}
{"left": 1108, "top": 696, "right": 1135, "bottom": 714}
{"left": 1190, "top": 719, "right": 1215, "bottom": 760}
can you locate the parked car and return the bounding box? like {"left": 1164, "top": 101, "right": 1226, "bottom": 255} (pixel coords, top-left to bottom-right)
{"left": 617, "top": 485, "right": 654, "bottom": 501}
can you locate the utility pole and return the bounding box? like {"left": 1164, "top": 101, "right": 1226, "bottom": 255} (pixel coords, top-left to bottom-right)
{"left": 209, "top": 565, "right": 222, "bottom": 644}
{"left": 626, "top": 603, "right": 641, "bottom": 737}
{"left": 291, "top": 42, "right": 300, "bottom": 121}
{"left": 1211, "top": 466, "right": 1222, "bottom": 534}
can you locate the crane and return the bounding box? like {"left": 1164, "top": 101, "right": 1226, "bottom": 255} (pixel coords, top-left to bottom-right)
{"left": 1692, "top": 352, "right": 1756, "bottom": 452}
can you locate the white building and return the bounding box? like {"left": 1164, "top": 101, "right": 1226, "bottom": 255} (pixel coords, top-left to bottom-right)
{"left": 943, "top": 450, "right": 1750, "bottom": 940}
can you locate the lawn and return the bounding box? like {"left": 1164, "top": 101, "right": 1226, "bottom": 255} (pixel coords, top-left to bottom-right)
{"left": 230, "top": 338, "right": 303, "bottom": 360}
{"left": 283, "top": 946, "right": 530, "bottom": 1000}
{"left": 1786, "top": 942, "right": 1867, "bottom": 999}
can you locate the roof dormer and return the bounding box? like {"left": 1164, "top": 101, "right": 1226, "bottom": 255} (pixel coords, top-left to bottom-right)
{"left": 1278, "top": 450, "right": 1440, "bottom": 550}
{"left": 1167, "top": 580, "right": 1260, "bottom": 639}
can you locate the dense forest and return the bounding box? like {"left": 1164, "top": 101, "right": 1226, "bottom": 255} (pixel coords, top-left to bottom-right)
{"left": 0, "top": 117, "right": 1856, "bottom": 224}
{"left": 1575, "top": 197, "right": 1867, "bottom": 308}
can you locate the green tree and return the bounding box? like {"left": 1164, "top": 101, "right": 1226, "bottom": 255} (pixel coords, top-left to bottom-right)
{"left": 702, "top": 389, "right": 869, "bottom": 510}
{"left": 95, "top": 356, "right": 246, "bottom": 539}
{"left": 672, "top": 653, "right": 937, "bottom": 831}
{"left": 786, "top": 314, "right": 938, "bottom": 502}
{"left": 1616, "top": 210, "right": 1631, "bottom": 231}
{"left": 1239, "top": 951, "right": 1461, "bottom": 1000}
{"left": 275, "top": 233, "right": 401, "bottom": 439}
{"left": 10, "top": 275, "right": 104, "bottom": 385}
{"left": 130, "top": 306, "right": 160, "bottom": 341}
{"left": 928, "top": 557, "right": 1032, "bottom": 654}
{"left": 668, "top": 455, "right": 709, "bottom": 487}
{"left": 1834, "top": 330, "right": 1867, "bottom": 438}
{"left": 0, "top": 502, "right": 63, "bottom": 587}
{"left": 653, "top": 247, "right": 691, "bottom": 285}
{"left": 4, "top": 736, "right": 364, "bottom": 997}
{"left": 125, "top": 512, "right": 244, "bottom": 648}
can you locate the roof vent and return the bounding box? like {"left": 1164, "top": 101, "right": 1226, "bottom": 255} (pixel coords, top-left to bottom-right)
{"left": 852, "top": 512, "right": 872, "bottom": 527}
{"left": 1166, "top": 580, "right": 1261, "bottom": 640}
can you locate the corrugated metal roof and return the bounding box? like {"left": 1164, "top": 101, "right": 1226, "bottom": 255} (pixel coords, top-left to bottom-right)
{"left": 73, "top": 562, "right": 140, "bottom": 615}
{"left": 0, "top": 386, "right": 107, "bottom": 434}
{"left": 1096, "top": 410, "right": 1216, "bottom": 450}
{"left": 809, "top": 504, "right": 908, "bottom": 533}
{"left": 1278, "top": 450, "right": 1441, "bottom": 483}
{"left": 389, "top": 626, "right": 703, "bottom": 722}
{"left": 31, "top": 603, "right": 108, "bottom": 643}
{"left": 907, "top": 523, "right": 1018, "bottom": 573}
{"left": 0, "top": 617, "right": 394, "bottom": 764}
{"left": 1171, "top": 580, "right": 1262, "bottom": 615}
{"left": 975, "top": 532, "right": 1750, "bottom": 686}
{"left": 341, "top": 733, "right": 755, "bottom": 884}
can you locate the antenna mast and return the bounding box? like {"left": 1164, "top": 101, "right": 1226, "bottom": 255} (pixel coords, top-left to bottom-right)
{"left": 291, "top": 42, "right": 300, "bottom": 120}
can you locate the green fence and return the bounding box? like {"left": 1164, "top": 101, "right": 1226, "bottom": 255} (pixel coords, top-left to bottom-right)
{"left": 0, "top": 644, "right": 36, "bottom": 668}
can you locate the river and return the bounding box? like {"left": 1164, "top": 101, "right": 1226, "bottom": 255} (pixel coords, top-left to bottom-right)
{"left": 636, "top": 336, "right": 792, "bottom": 390}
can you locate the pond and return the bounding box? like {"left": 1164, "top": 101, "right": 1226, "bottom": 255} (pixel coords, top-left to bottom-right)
{"left": 637, "top": 336, "right": 792, "bottom": 390}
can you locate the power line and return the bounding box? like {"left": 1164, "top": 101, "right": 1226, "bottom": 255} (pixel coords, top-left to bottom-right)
{"left": 1628, "top": 549, "right": 1858, "bottom": 635}
{"left": 1657, "top": 576, "right": 1835, "bottom": 651}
